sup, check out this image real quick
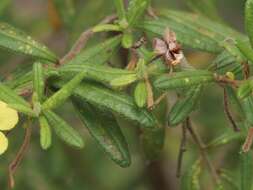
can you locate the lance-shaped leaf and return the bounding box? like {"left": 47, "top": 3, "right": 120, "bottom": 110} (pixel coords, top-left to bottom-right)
{"left": 42, "top": 71, "right": 86, "bottom": 110}
{"left": 54, "top": 81, "right": 158, "bottom": 128}
{"left": 236, "top": 39, "right": 253, "bottom": 64}
{"left": 67, "top": 35, "right": 122, "bottom": 65}
{"left": 122, "top": 31, "right": 134, "bottom": 48}
{"left": 127, "top": 0, "right": 149, "bottom": 26}
{"left": 245, "top": 0, "right": 253, "bottom": 48}
{"left": 59, "top": 63, "right": 135, "bottom": 84}
{"left": 0, "top": 82, "right": 31, "bottom": 107}
{"left": 154, "top": 70, "right": 214, "bottom": 90}
{"left": 206, "top": 129, "right": 243, "bottom": 148}
{"left": 140, "top": 127, "right": 165, "bottom": 160}
{"left": 240, "top": 151, "right": 253, "bottom": 190}
{"left": 169, "top": 85, "right": 202, "bottom": 126}
{"left": 72, "top": 98, "right": 131, "bottom": 167}
{"left": 237, "top": 80, "right": 253, "bottom": 100}
{"left": 110, "top": 73, "right": 137, "bottom": 87}
{"left": 181, "top": 159, "right": 202, "bottom": 190}
{"left": 141, "top": 10, "right": 243, "bottom": 53}
{"left": 185, "top": 0, "right": 222, "bottom": 22}
{"left": 0, "top": 22, "right": 58, "bottom": 62}
{"left": 39, "top": 115, "right": 52, "bottom": 150}
{"left": 44, "top": 110, "right": 84, "bottom": 148}
{"left": 134, "top": 81, "right": 147, "bottom": 108}
{"left": 33, "top": 62, "right": 44, "bottom": 102}
{"left": 113, "top": 0, "right": 126, "bottom": 20}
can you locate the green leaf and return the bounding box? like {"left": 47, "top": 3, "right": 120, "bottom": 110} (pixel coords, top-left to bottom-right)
{"left": 39, "top": 115, "right": 52, "bottom": 150}
{"left": 168, "top": 85, "right": 202, "bottom": 126}
{"left": 235, "top": 39, "right": 253, "bottom": 64}
{"left": 8, "top": 104, "right": 37, "bottom": 117}
{"left": 0, "top": 22, "right": 58, "bottom": 62}
{"left": 60, "top": 82, "right": 157, "bottom": 128}
{"left": 73, "top": 98, "right": 131, "bottom": 167}
{"left": 66, "top": 36, "right": 122, "bottom": 65}
{"left": 113, "top": 0, "right": 126, "bottom": 20}
{"left": 33, "top": 62, "right": 44, "bottom": 102}
{"left": 92, "top": 24, "right": 122, "bottom": 33}
{"left": 237, "top": 80, "right": 253, "bottom": 100}
{"left": 154, "top": 70, "right": 214, "bottom": 90}
{"left": 110, "top": 74, "right": 137, "bottom": 87}
{"left": 127, "top": 0, "right": 149, "bottom": 26}
{"left": 245, "top": 0, "right": 253, "bottom": 48}
{"left": 219, "top": 169, "right": 240, "bottom": 190}
{"left": 134, "top": 81, "right": 147, "bottom": 108}
{"left": 206, "top": 129, "right": 243, "bottom": 148}
{"left": 42, "top": 71, "right": 86, "bottom": 110}
{"left": 240, "top": 151, "right": 253, "bottom": 190}
{"left": 141, "top": 10, "right": 243, "bottom": 53}
{"left": 0, "top": 82, "right": 31, "bottom": 107}
{"left": 141, "top": 127, "right": 165, "bottom": 160}
{"left": 181, "top": 159, "right": 202, "bottom": 190}
{"left": 44, "top": 111, "right": 84, "bottom": 148}
{"left": 185, "top": 0, "right": 222, "bottom": 22}
{"left": 59, "top": 63, "right": 135, "bottom": 84}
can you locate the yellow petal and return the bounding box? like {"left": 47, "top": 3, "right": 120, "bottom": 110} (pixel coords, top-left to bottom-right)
{"left": 0, "top": 131, "right": 8, "bottom": 155}
{"left": 0, "top": 101, "right": 19, "bottom": 131}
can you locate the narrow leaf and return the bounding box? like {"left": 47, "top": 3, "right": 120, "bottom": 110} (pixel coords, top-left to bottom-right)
{"left": 54, "top": 81, "right": 158, "bottom": 128}
{"left": 33, "top": 62, "right": 44, "bottom": 102}
{"left": 127, "top": 0, "right": 149, "bottom": 26}
{"left": 236, "top": 39, "right": 253, "bottom": 64}
{"left": 113, "top": 0, "right": 126, "bottom": 20}
{"left": 169, "top": 85, "right": 202, "bottom": 126}
{"left": 44, "top": 111, "right": 84, "bottom": 148}
{"left": 245, "top": 0, "right": 253, "bottom": 48}
{"left": 154, "top": 70, "right": 214, "bottom": 90}
{"left": 0, "top": 22, "right": 58, "bottom": 62}
{"left": 39, "top": 115, "right": 52, "bottom": 150}
{"left": 42, "top": 71, "right": 86, "bottom": 110}
{"left": 0, "top": 82, "right": 31, "bottom": 107}
{"left": 73, "top": 98, "right": 131, "bottom": 167}
{"left": 110, "top": 74, "right": 137, "bottom": 87}
{"left": 242, "top": 96, "right": 253, "bottom": 125}
{"left": 237, "top": 80, "right": 253, "bottom": 100}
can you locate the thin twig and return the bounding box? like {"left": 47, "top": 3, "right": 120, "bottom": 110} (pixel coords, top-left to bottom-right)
{"left": 223, "top": 88, "right": 240, "bottom": 132}
{"left": 242, "top": 127, "right": 253, "bottom": 152}
{"left": 186, "top": 118, "right": 220, "bottom": 185}
{"left": 59, "top": 14, "right": 117, "bottom": 65}
{"left": 8, "top": 124, "right": 32, "bottom": 189}
{"left": 176, "top": 122, "right": 187, "bottom": 178}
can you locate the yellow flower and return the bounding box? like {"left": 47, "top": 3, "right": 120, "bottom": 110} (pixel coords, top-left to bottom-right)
{"left": 0, "top": 101, "right": 19, "bottom": 155}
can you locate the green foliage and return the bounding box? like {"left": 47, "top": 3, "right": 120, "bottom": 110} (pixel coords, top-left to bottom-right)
{"left": 1, "top": 0, "right": 253, "bottom": 189}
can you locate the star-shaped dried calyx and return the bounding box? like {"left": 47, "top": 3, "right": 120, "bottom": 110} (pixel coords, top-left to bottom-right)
{"left": 153, "top": 29, "right": 183, "bottom": 66}
{"left": 0, "top": 101, "right": 19, "bottom": 155}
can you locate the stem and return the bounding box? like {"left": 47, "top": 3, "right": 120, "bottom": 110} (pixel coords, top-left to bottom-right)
{"left": 242, "top": 127, "right": 253, "bottom": 152}
{"left": 8, "top": 121, "right": 32, "bottom": 189}
{"left": 223, "top": 88, "right": 240, "bottom": 132}
{"left": 186, "top": 118, "right": 220, "bottom": 185}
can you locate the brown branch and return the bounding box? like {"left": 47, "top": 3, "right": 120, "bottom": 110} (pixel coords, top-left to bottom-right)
{"left": 8, "top": 124, "right": 32, "bottom": 189}
{"left": 242, "top": 127, "right": 253, "bottom": 152}
{"left": 214, "top": 74, "right": 240, "bottom": 88}
{"left": 186, "top": 118, "right": 220, "bottom": 185}
{"left": 223, "top": 88, "right": 240, "bottom": 132}
{"left": 176, "top": 122, "right": 187, "bottom": 178}
{"left": 59, "top": 14, "right": 117, "bottom": 65}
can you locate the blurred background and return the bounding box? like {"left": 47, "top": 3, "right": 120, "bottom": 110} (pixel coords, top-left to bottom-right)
{"left": 0, "top": 0, "right": 248, "bottom": 189}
